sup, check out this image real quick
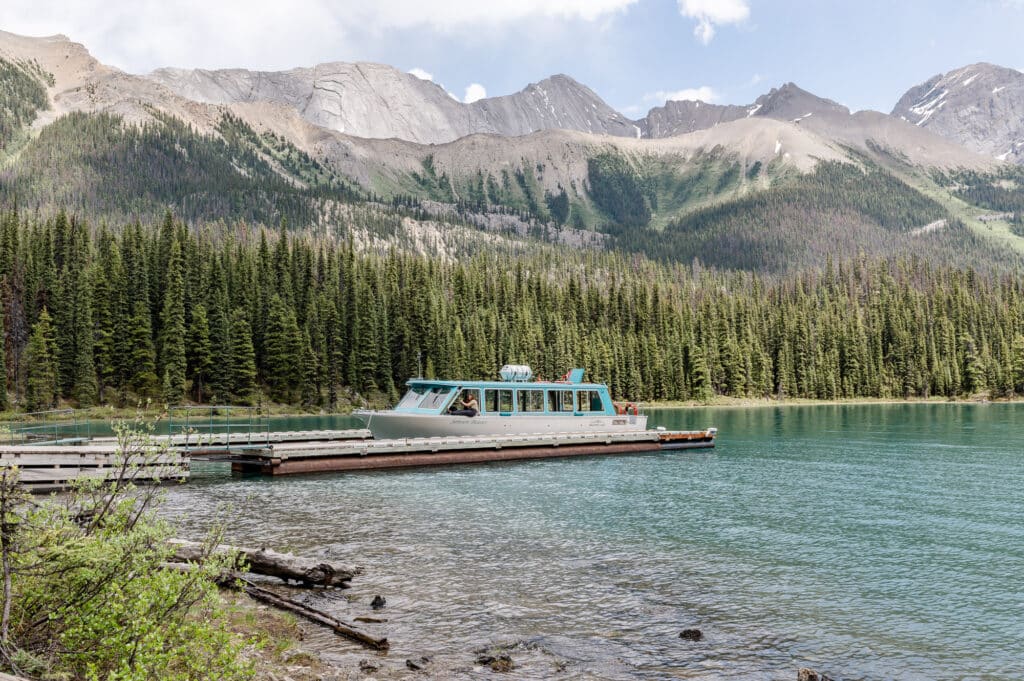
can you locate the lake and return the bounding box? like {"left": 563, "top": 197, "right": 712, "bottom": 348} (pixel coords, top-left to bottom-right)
{"left": 159, "top": 404, "right": 1024, "bottom": 679}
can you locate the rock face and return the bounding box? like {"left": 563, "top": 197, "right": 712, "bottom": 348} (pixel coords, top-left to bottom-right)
{"left": 146, "top": 65, "right": 638, "bottom": 144}
{"left": 634, "top": 81, "right": 991, "bottom": 170}
{"left": 642, "top": 83, "right": 850, "bottom": 139}
{"left": 641, "top": 100, "right": 749, "bottom": 137}
{"left": 892, "top": 63, "right": 1024, "bottom": 164}
{"left": 0, "top": 29, "right": 1000, "bottom": 190}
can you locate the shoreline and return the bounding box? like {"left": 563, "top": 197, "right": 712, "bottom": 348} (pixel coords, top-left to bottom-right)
{"left": 643, "top": 394, "right": 1024, "bottom": 409}
{"left": 2, "top": 394, "right": 1021, "bottom": 422}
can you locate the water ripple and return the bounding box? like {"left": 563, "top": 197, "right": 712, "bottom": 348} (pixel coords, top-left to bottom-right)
{"left": 161, "top": 404, "right": 1024, "bottom": 679}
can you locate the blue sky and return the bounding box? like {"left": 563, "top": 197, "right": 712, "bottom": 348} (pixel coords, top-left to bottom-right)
{"left": 3, "top": 0, "right": 1023, "bottom": 116}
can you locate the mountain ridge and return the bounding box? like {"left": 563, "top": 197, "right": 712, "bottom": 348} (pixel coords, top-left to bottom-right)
{"left": 1, "top": 28, "right": 1020, "bottom": 274}
{"left": 892, "top": 62, "right": 1024, "bottom": 164}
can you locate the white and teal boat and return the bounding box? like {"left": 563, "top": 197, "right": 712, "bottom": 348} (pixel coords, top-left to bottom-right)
{"left": 354, "top": 365, "right": 646, "bottom": 440}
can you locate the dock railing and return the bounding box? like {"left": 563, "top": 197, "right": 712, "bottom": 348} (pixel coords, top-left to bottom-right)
{"left": 167, "top": 406, "right": 271, "bottom": 453}
{"left": 0, "top": 409, "right": 91, "bottom": 446}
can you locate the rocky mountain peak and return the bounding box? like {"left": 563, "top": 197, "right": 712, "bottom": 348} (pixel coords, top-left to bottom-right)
{"left": 640, "top": 99, "right": 750, "bottom": 138}
{"left": 892, "top": 62, "right": 1024, "bottom": 163}
{"left": 145, "top": 62, "right": 638, "bottom": 144}
{"left": 752, "top": 82, "right": 849, "bottom": 121}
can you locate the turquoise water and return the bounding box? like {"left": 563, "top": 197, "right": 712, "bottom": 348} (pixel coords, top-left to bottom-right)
{"left": 160, "top": 404, "right": 1024, "bottom": 679}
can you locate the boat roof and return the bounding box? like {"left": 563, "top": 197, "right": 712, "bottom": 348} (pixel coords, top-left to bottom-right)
{"left": 406, "top": 378, "right": 608, "bottom": 391}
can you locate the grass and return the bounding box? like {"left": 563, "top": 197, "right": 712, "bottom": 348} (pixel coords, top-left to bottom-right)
{"left": 221, "top": 591, "right": 334, "bottom": 681}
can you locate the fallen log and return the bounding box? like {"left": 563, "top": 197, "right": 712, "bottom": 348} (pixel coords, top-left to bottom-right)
{"left": 238, "top": 576, "right": 389, "bottom": 651}
{"left": 168, "top": 539, "right": 359, "bottom": 587}
{"left": 162, "top": 563, "right": 387, "bottom": 651}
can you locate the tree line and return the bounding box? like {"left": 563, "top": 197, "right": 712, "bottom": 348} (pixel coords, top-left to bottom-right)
{"left": 1, "top": 206, "right": 1024, "bottom": 413}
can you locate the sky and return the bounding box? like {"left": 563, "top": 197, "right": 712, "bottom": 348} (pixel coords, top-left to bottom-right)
{"left": 2, "top": 0, "right": 1023, "bottom": 115}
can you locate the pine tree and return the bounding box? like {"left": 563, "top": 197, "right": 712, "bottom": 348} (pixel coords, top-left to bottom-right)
{"left": 0, "top": 304, "right": 8, "bottom": 410}
{"left": 91, "top": 251, "right": 118, "bottom": 402}
{"left": 1010, "top": 334, "right": 1024, "bottom": 395}
{"left": 229, "top": 309, "right": 257, "bottom": 403}
{"left": 24, "top": 308, "right": 58, "bottom": 411}
{"left": 299, "top": 328, "right": 319, "bottom": 407}
{"left": 262, "top": 294, "right": 301, "bottom": 401}
{"left": 159, "top": 241, "right": 187, "bottom": 404}
{"left": 205, "top": 265, "right": 232, "bottom": 402}
{"left": 961, "top": 333, "right": 986, "bottom": 395}
{"left": 187, "top": 303, "right": 213, "bottom": 402}
{"left": 690, "top": 343, "right": 713, "bottom": 402}
{"left": 126, "top": 303, "right": 159, "bottom": 398}
{"left": 68, "top": 267, "right": 97, "bottom": 406}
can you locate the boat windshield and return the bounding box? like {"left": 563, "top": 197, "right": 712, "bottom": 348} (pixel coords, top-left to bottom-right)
{"left": 419, "top": 386, "right": 455, "bottom": 410}
{"left": 397, "top": 386, "right": 428, "bottom": 408}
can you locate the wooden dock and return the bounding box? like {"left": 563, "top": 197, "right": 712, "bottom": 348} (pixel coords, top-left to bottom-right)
{"left": 90, "top": 429, "right": 372, "bottom": 447}
{"left": 227, "top": 428, "right": 717, "bottom": 476}
{"left": 0, "top": 445, "right": 188, "bottom": 492}
{"left": 0, "top": 427, "right": 716, "bottom": 490}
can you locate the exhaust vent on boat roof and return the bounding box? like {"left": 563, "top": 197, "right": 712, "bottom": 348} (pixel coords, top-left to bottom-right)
{"left": 499, "top": 365, "right": 533, "bottom": 382}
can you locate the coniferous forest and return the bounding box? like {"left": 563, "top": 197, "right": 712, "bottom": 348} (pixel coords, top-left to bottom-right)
{"left": 2, "top": 205, "right": 1024, "bottom": 414}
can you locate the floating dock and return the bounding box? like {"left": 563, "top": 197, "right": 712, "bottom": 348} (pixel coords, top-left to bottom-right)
{"left": 0, "top": 445, "right": 188, "bottom": 493}
{"left": 0, "top": 426, "right": 716, "bottom": 490}
{"left": 226, "top": 428, "right": 717, "bottom": 476}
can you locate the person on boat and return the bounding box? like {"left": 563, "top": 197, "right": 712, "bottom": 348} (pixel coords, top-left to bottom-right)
{"left": 449, "top": 391, "right": 479, "bottom": 417}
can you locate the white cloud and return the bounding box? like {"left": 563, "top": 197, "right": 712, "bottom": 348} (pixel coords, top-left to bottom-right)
{"left": 408, "top": 67, "right": 433, "bottom": 81}
{"left": 676, "top": 0, "right": 750, "bottom": 44}
{"left": 352, "top": 0, "right": 639, "bottom": 29}
{"left": 463, "top": 83, "right": 487, "bottom": 103}
{"left": 644, "top": 86, "right": 720, "bottom": 104}
{"left": 0, "top": 0, "right": 639, "bottom": 72}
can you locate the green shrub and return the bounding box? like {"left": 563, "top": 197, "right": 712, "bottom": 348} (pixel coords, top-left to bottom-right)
{"left": 0, "top": 423, "right": 254, "bottom": 680}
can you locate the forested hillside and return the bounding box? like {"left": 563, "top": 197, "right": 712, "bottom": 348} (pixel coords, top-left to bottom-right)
{"left": 2, "top": 206, "right": 1023, "bottom": 413}
{"left": 624, "top": 161, "right": 1019, "bottom": 272}
{"left": 0, "top": 56, "right": 49, "bottom": 151}
{"left": 0, "top": 110, "right": 363, "bottom": 227}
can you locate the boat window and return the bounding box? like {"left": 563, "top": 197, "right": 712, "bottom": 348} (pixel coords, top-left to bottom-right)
{"left": 419, "top": 386, "right": 454, "bottom": 410}
{"left": 517, "top": 389, "right": 544, "bottom": 412}
{"left": 577, "top": 390, "right": 603, "bottom": 412}
{"left": 485, "top": 389, "right": 514, "bottom": 413}
{"left": 547, "top": 389, "right": 575, "bottom": 412}
{"left": 397, "top": 386, "right": 428, "bottom": 408}
{"left": 458, "top": 388, "right": 481, "bottom": 410}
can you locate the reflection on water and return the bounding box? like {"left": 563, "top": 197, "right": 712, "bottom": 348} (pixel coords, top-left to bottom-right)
{"left": 159, "top": 404, "right": 1024, "bottom": 679}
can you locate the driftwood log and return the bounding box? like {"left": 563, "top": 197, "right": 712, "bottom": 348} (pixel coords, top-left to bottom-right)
{"left": 238, "top": 576, "right": 389, "bottom": 651}
{"left": 168, "top": 539, "right": 359, "bottom": 587}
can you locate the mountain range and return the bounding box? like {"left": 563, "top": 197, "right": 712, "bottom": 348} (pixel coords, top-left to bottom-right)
{"left": 0, "top": 29, "right": 1022, "bottom": 272}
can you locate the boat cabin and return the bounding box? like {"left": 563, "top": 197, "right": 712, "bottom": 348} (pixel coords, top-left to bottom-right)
{"left": 393, "top": 367, "right": 616, "bottom": 417}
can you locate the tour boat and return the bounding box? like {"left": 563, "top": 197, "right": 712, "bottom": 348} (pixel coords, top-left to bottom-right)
{"left": 354, "top": 365, "right": 647, "bottom": 440}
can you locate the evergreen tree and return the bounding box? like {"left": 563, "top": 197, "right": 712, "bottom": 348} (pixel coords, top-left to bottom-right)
{"left": 91, "top": 252, "right": 118, "bottom": 401}
{"left": 262, "top": 294, "right": 301, "bottom": 401}
{"left": 159, "top": 241, "right": 187, "bottom": 404}
{"left": 187, "top": 303, "right": 213, "bottom": 402}
{"left": 1010, "top": 334, "right": 1024, "bottom": 395}
{"left": 205, "top": 265, "right": 232, "bottom": 402}
{"left": 126, "top": 303, "right": 159, "bottom": 398}
{"left": 690, "top": 343, "right": 713, "bottom": 402}
{"left": 229, "top": 308, "right": 257, "bottom": 403}
{"left": 961, "top": 334, "right": 986, "bottom": 395}
{"left": 24, "top": 308, "right": 58, "bottom": 411}
{"left": 0, "top": 304, "right": 8, "bottom": 410}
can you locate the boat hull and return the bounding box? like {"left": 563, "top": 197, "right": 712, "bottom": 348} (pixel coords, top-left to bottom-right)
{"left": 353, "top": 411, "right": 648, "bottom": 440}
